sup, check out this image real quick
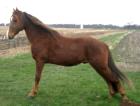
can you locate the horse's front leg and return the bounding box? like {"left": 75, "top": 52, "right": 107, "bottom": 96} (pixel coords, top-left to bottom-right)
{"left": 28, "top": 60, "right": 45, "bottom": 97}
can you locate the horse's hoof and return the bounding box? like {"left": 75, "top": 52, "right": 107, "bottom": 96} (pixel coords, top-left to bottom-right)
{"left": 27, "top": 93, "right": 36, "bottom": 99}
{"left": 27, "top": 95, "right": 35, "bottom": 99}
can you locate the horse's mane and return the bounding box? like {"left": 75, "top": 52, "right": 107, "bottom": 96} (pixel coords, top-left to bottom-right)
{"left": 23, "top": 12, "right": 61, "bottom": 37}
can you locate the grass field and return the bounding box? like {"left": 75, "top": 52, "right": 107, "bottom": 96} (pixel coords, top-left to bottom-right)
{"left": 0, "top": 54, "right": 140, "bottom": 106}
{"left": 0, "top": 30, "right": 140, "bottom": 106}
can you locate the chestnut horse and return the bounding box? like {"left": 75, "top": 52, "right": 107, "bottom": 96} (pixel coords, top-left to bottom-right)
{"left": 7, "top": 8, "right": 129, "bottom": 99}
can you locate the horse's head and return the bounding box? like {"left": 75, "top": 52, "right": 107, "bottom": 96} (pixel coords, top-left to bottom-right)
{"left": 7, "top": 8, "right": 24, "bottom": 39}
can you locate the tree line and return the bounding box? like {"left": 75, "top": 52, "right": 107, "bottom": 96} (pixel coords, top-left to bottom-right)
{"left": 1, "top": 23, "right": 140, "bottom": 29}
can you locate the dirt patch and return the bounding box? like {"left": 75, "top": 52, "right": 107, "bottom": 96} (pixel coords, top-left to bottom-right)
{"left": 60, "top": 29, "right": 116, "bottom": 38}
{"left": 120, "top": 100, "right": 140, "bottom": 106}
{"left": 116, "top": 62, "right": 140, "bottom": 72}
{"left": 0, "top": 46, "right": 30, "bottom": 57}
{"left": 114, "top": 31, "right": 140, "bottom": 71}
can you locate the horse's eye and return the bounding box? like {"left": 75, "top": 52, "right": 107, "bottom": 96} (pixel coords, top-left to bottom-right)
{"left": 12, "top": 18, "right": 17, "bottom": 23}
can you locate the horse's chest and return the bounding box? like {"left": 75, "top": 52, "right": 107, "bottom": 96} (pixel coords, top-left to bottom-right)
{"left": 31, "top": 45, "right": 49, "bottom": 60}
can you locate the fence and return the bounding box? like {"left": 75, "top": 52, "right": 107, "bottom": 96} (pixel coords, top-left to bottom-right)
{"left": 0, "top": 37, "right": 30, "bottom": 51}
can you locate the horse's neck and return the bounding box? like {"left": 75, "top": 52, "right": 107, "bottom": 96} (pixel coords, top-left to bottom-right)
{"left": 24, "top": 25, "right": 61, "bottom": 44}
{"left": 23, "top": 20, "right": 62, "bottom": 44}
{"left": 24, "top": 25, "right": 47, "bottom": 44}
{"left": 24, "top": 26, "right": 36, "bottom": 43}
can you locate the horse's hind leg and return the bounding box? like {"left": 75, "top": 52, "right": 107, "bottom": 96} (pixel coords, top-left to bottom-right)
{"left": 89, "top": 61, "right": 126, "bottom": 99}
{"left": 107, "top": 80, "right": 127, "bottom": 99}
{"left": 106, "top": 81, "right": 117, "bottom": 98}
{"left": 103, "top": 67, "right": 127, "bottom": 99}
{"left": 113, "top": 81, "right": 127, "bottom": 100}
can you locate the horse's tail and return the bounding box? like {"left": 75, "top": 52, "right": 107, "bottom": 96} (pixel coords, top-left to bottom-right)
{"left": 108, "top": 50, "right": 133, "bottom": 89}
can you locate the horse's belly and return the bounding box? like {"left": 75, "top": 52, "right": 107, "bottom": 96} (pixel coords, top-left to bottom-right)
{"left": 48, "top": 53, "right": 86, "bottom": 66}
{"left": 50, "top": 60, "right": 83, "bottom": 66}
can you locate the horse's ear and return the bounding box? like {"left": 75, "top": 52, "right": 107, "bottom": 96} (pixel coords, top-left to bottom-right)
{"left": 16, "top": 7, "right": 19, "bottom": 11}
{"left": 13, "top": 8, "right": 16, "bottom": 12}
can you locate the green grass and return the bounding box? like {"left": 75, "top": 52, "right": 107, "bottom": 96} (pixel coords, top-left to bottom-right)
{"left": 100, "top": 32, "right": 127, "bottom": 49}
{"left": 0, "top": 53, "right": 140, "bottom": 106}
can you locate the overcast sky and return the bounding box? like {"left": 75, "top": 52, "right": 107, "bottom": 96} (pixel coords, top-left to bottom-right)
{"left": 0, "top": 0, "right": 140, "bottom": 26}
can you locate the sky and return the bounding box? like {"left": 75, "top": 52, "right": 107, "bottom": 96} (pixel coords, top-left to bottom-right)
{"left": 0, "top": 0, "right": 140, "bottom": 26}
